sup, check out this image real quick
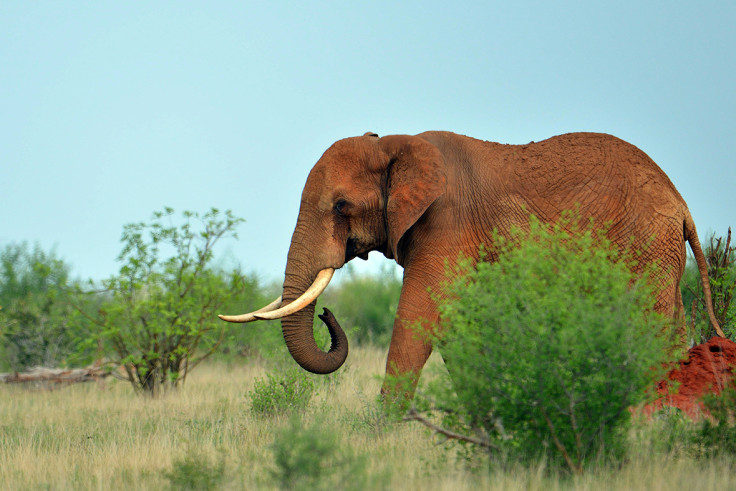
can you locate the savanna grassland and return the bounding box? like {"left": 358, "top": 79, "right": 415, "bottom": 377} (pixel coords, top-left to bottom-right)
{"left": 1, "top": 346, "right": 734, "bottom": 491}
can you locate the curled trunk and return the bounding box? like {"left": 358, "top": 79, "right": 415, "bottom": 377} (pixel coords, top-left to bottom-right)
{"left": 280, "top": 271, "right": 348, "bottom": 374}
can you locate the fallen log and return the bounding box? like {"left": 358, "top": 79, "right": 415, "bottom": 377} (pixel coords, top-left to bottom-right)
{"left": 0, "top": 366, "right": 110, "bottom": 388}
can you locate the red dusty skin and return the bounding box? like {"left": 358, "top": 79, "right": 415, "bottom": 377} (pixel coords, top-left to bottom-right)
{"left": 642, "top": 337, "right": 736, "bottom": 419}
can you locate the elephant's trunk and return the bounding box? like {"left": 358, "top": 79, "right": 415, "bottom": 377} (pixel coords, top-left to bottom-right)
{"left": 218, "top": 218, "right": 349, "bottom": 373}
{"left": 279, "top": 213, "right": 348, "bottom": 373}
{"left": 280, "top": 268, "right": 348, "bottom": 374}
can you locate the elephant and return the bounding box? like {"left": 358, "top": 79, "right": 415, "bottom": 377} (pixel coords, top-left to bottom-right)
{"left": 220, "top": 131, "right": 722, "bottom": 398}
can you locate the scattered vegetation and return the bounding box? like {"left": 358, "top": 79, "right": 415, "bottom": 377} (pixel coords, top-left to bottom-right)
{"left": 690, "top": 380, "right": 736, "bottom": 459}
{"left": 0, "top": 242, "right": 78, "bottom": 371}
{"left": 413, "top": 215, "right": 674, "bottom": 474}
{"left": 267, "top": 415, "right": 380, "bottom": 490}
{"left": 682, "top": 228, "right": 736, "bottom": 342}
{"left": 163, "top": 449, "right": 226, "bottom": 490}
{"left": 249, "top": 367, "right": 316, "bottom": 416}
{"left": 2, "top": 207, "right": 735, "bottom": 488}
{"left": 633, "top": 381, "right": 736, "bottom": 462}
{"left": 1, "top": 352, "right": 735, "bottom": 490}
{"left": 0, "top": 207, "right": 401, "bottom": 390}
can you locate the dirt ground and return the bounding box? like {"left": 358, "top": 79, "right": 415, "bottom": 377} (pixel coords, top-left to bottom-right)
{"left": 643, "top": 337, "right": 736, "bottom": 419}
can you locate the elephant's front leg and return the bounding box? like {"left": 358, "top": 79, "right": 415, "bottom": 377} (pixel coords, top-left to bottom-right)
{"left": 381, "top": 264, "right": 443, "bottom": 403}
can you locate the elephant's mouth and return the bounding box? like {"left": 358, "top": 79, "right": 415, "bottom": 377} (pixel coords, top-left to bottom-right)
{"left": 345, "top": 237, "right": 369, "bottom": 262}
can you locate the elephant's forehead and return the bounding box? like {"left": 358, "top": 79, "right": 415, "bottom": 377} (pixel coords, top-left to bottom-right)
{"left": 301, "top": 136, "right": 380, "bottom": 207}
{"left": 309, "top": 140, "right": 369, "bottom": 182}
{"left": 319, "top": 138, "right": 373, "bottom": 170}
{"left": 304, "top": 164, "right": 351, "bottom": 202}
{"left": 302, "top": 164, "right": 344, "bottom": 208}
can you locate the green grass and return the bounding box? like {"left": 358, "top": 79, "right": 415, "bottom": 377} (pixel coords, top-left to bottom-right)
{"left": 0, "top": 346, "right": 734, "bottom": 490}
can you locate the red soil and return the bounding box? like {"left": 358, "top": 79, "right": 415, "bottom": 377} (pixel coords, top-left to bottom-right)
{"left": 643, "top": 337, "right": 736, "bottom": 419}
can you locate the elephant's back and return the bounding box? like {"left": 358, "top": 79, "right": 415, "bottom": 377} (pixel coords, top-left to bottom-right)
{"left": 422, "top": 130, "right": 692, "bottom": 252}
{"left": 504, "top": 132, "right": 687, "bottom": 220}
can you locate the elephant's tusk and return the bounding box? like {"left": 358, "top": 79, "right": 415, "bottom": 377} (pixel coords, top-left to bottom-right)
{"left": 254, "top": 268, "right": 335, "bottom": 320}
{"left": 218, "top": 296, "right": 283, "bottom": 323}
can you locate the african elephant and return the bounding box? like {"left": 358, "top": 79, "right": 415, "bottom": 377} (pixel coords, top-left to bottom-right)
{"left": 220, "top": 131, "right": 722, "bottom": 398}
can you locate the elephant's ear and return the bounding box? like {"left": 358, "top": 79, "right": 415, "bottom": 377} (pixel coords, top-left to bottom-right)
{"left": 380, "top": 135, "right": 447, "bottom": 260}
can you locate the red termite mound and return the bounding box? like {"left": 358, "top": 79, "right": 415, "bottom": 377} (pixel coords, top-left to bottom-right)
{"left": 643, "top": 337, "right": 736, "bottom": 419}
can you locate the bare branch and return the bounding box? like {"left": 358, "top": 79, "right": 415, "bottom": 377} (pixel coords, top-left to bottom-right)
{"left": 403, "top": 408, "right": 499, "bottom": 451}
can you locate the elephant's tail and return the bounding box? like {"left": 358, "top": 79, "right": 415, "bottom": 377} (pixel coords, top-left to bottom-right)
{"left": 684, "top": 213, "right": 725, "bottom": 338}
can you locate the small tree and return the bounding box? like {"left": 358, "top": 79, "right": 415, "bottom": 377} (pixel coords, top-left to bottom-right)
{"left": 414, "top": 215, "right": 673, "bottom": 474}
{"left": 682, "top": 228, "right": 736, "bottom": 342}
{"left": 75, "top": 208, "right": 247, "bottom": 396}
{"left": 0, "top": 243, "right": 76, "bottom": 371}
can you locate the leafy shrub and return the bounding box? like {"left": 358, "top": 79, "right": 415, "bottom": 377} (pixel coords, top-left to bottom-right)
{"left": 419, "top": 214, "right": 674, "bottom": 474}
{"left": 72, "top": 208, "right": 248, "bottom": 396}
{"left": 163, "top": 450, "right": 225, "bottom": 490}
{"left": 249, "top": 368, "right": 316, "bottom": 416}
{"left": 267, "top": 415, "right": 379, "bottom": 491}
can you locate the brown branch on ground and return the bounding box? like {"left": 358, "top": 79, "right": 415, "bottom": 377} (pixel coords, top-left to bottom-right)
{"left": 403, "top": 408, "right": 499, "bottom": 451}
{"left": 0, "top": 366, "right": 110, "bottom": 389}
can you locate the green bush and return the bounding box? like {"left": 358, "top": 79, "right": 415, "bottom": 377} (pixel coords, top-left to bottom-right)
{"left": 163, "top": 450, "right": 225, "bottom": 491}
{"left": 267, "top": 415, "right": 379, "bottom": 491}
{"left": 420, "top": 214, "right": 674, "bottom": 474}
{"left": 249, "top": 368, "right": 316, "bottom": 416}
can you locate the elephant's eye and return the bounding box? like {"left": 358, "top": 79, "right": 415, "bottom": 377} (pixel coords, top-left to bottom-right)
{"left": 334, "top": 199, "right": 348, "bottom": 215}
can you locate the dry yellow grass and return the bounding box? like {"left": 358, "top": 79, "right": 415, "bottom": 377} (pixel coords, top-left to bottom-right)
{"left": 0, "top": 346, "right": 734, "bottom": 490}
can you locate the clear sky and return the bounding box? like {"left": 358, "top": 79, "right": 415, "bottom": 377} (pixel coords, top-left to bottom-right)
{"left": 2, "top": 2, "right": 734, "bottom": 285}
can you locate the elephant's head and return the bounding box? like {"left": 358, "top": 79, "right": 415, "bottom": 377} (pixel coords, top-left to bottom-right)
{"left": 220, "top": 132, "right": 447, "bottom": 374}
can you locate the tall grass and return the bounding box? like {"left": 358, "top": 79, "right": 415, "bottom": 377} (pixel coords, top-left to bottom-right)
{"left": 0, "top": 346, "right": 734, "bottom": 490}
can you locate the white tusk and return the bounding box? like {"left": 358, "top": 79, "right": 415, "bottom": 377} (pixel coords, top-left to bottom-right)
{"left": 218, "top": 296, "right": 283, "bottom": 323}
{"left": 254, "top": 268, "right": 334, "bottom": 320}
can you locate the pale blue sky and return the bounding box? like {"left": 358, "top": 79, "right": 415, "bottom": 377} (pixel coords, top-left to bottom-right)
{"left": 2, "top": 2, "right": 734, "bottom": 284}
